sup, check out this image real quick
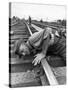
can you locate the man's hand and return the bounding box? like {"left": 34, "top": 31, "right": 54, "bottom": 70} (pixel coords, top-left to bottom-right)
{"left": 32, "top": 53, "right": 45, "bottom": 66}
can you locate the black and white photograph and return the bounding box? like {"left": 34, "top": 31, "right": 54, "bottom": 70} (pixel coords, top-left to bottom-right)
{"left": 9, "top": 2, "right": 66, "bottom": 88}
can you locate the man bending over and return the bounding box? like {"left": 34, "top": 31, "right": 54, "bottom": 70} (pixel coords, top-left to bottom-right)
{"left": 14, "top": 27, "right": 66, "bottom": 66}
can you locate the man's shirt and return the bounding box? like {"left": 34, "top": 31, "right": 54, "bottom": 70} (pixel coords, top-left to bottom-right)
{"left": 27, "top": 29, "right": 53, "bottom": 55}
{"left": 27, "top": 29, "right": 66, "bottom": 60}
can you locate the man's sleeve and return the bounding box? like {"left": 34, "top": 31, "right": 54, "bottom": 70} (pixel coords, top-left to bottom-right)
{"left": 41, "top": 35, "right": 50, "bottom": 56}
{"left": 28, "top": 30, "right": 44, "bottom": 47}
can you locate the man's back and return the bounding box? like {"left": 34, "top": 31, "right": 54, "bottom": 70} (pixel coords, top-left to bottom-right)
{"left": 47, "top": 35, "right": 66, "bottom": 61}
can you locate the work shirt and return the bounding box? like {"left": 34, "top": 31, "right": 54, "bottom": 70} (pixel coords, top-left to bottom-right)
{"left": 26, "top": 29, "right": 66, "bottom": 61}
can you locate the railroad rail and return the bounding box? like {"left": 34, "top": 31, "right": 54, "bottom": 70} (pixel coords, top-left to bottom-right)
{"left": 24, "top": 21, "right": 58, "bottom": 85}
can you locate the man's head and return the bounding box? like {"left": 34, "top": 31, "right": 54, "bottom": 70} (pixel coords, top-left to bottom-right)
{"left": 14, "top": 39, "right": 30, "bottom": 57}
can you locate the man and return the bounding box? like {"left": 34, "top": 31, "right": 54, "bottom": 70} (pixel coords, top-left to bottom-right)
{"left": 14, "top": 27, "right": 66, "bottom": 66}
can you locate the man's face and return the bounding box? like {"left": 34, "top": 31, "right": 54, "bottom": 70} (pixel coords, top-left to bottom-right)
{"left": 19, "top": 44, "right": 30, "bottom": 56}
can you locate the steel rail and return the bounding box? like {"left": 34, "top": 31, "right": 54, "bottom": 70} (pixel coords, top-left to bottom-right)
{"left": 25, "top": 22, "right": 58, "bottom": 85}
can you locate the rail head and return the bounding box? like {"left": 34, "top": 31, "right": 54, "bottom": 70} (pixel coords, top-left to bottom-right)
{"left": 41, "top": 58, "right": 58, "bottom": 85}
{"left": 23, "top": 21, "right": 33, "bottom": 36}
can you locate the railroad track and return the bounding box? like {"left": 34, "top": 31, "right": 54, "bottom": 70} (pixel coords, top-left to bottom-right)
{"left": 9, "top": 20, "right": 66, "bottom": 87}
{"left": 31, "top": 21, "right": 65, "bottom": 30}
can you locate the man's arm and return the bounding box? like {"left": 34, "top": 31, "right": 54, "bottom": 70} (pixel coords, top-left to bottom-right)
{"left": 32, "top": 36, "right": 50, "bottom": 66}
